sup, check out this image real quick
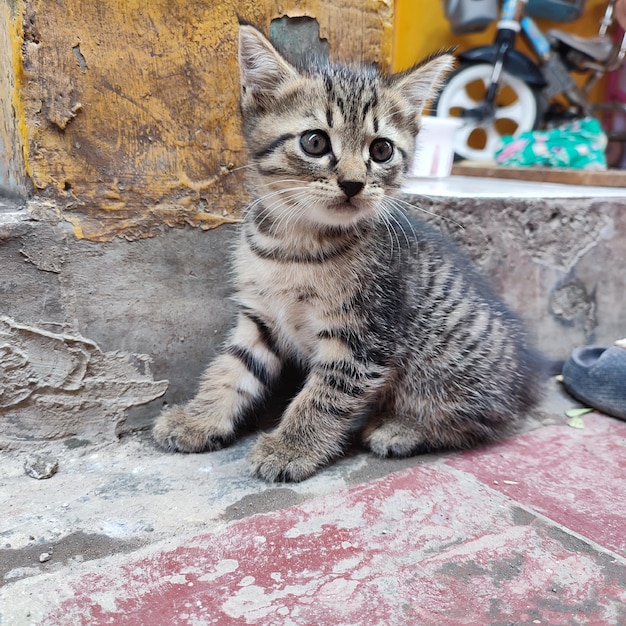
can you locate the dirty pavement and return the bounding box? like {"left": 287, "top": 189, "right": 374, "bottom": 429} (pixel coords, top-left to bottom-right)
{"left": 1, "top": 379, "right": 625, "bottom": 625}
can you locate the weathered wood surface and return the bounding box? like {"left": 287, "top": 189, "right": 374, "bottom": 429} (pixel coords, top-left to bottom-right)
{"left": 452, "top": 161, "right": 626, "bottom": 188}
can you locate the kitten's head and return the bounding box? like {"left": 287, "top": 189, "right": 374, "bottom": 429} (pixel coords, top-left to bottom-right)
{"left": 238, "top": 24, "right": 453, "bottom": 229}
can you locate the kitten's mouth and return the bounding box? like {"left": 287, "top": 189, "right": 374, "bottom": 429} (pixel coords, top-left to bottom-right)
{"left": 315, "top": 197, "right": 373, "bottom": 227}
{"left": 331, "top": 198, "right": 361, "bottom": 213}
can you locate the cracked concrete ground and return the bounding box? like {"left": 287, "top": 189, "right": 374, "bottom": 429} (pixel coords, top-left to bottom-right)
{"left": 0, "top": 409, "right": 435, "bottom": 584}
{"left": 1, "top": 381, "right": 625, "bottom": 625}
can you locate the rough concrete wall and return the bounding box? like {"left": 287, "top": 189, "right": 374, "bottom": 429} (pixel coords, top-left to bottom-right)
{"left": 2, "top": 196, "right": 625, "bottom": 446}
{"left": 0, "top": 315, "right": 168, "bottom": 447}
{"left": 408, "top": 195, "right": 626, "bottom": 356}
{"left": 11, "top": 0, "right": 393, "bottom": 242}
{"left": 1, "top": 202, "right": 237, "bottom": 448}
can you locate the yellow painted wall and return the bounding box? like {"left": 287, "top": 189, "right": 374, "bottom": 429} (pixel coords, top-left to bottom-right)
{"left": 0, "top": 2, "right": 28, "bottom": 195}
{"left": 3, "top": 0, "right": 616, "bottom": 242}
{"left": 7, "top": 0, "right": 393, "bottom": 242}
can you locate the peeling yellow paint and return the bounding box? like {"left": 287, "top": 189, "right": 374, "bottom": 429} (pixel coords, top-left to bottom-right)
{"left": 5, "top": 0, "right": 616, "bottom": 239}
{"left": 1, "top": 0, "right": 29, "bottom": 192}
{"left": 11, "top": 6, "right": 30, "bottom": 182}
{"left": 10, "top": 0, "right": 392, "bottom": 241}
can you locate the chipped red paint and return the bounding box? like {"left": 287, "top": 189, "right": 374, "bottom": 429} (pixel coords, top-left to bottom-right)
{"left": 31, "top": 415, "right": 626, "bottom": 626}
{"left": 446, "top": 413, "right": 626, "bottom": 557}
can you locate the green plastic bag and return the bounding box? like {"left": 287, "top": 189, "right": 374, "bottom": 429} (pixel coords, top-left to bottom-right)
{"left": 495, "top": 117, "right": 607, "bottom": 170}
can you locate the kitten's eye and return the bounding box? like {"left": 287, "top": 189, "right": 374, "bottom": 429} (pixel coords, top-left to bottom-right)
{"left": 300, "top": 130, "right": 331, "bottom": 157}
{"left": 370, "top": 138, "right": 394, "bottom": 163}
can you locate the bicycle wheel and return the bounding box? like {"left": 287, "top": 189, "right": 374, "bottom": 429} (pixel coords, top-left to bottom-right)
{"left": 434, "top": 63, "right": 544, "bottom": 161}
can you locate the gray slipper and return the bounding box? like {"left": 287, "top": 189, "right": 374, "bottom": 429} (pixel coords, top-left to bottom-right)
{"left": 562, "top": 346, "right": 626, "bottom": 420}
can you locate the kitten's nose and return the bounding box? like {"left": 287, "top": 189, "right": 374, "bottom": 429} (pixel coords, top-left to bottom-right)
{"left": 338, "top": 180, "right": 364, "bottom": 198}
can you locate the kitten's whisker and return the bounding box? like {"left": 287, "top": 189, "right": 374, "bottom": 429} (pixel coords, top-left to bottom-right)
{"left": 242, "top": 188, "right": 291, "bottom": 212}
{"left": 261, "top": 179, "right": 312, "bottom": 188}
{"left": 283, "top": 193, "right": 311, "bottom": 229}
{"left": 381, "top": 202, "right": 411, "bottom": 251}
{"left": 228, "top": 163, "right": 257, "bottom": 173}
{"left": 380, "top": 201, "right": 411, "bottom": 253}
{"left": 385, "top": 194, "right": 465, "bottom": 231}
{"left": 381, "top": 199, "right": 418, "bottom": 245}
{"left": 377, "top": 210, "right": 400, "bottom": 258}
{"left": 286, "top": 201, "right": 310, "bottom": 235}
{"left": 243, "top": 186, "right": 310, "bottom": 221}
{"left": 263, "top": 190, "right": 311, "bottom": 234}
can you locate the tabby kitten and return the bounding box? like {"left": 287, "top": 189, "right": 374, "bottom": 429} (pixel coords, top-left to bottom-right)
{"left": 153, "top": 24, "right": 543, "bottom": 482}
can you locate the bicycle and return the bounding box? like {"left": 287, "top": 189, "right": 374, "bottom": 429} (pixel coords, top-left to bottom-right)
{"left": 435, "top": 0, "right": 626, "bottom": 161}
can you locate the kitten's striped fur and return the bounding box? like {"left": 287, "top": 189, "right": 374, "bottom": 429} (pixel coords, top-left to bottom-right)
{"left": 153, "top": 24, "right": 543, "bottom": 481}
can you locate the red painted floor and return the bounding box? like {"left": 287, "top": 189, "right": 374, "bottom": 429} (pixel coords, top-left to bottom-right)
{"left": 10, "top": 413, "right": 626, "bottom": 625}
{"left": 446, "top": 413, "right": 626, "bottom": 558}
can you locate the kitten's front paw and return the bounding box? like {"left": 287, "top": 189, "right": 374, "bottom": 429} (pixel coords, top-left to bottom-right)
{"left": 249, "top": 433, "right": 323, "bottom": 482}
{"left": 153, "top": 405, "right": 233, "bottom": 453}
{"left": 364, "top": 420, "right": 430, "bottom": 458}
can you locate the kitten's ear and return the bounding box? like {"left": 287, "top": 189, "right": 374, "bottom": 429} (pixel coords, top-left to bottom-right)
{"left": 238, "top": 24, "right": 299, "bottom": 107}
{"left": 393, "top": 53, "right": 455, "bottom": 115}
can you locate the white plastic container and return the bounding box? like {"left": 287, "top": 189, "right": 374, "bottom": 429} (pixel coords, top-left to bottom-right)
{"left": 410, "top": 116, "right": 462, "bottom": 178}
